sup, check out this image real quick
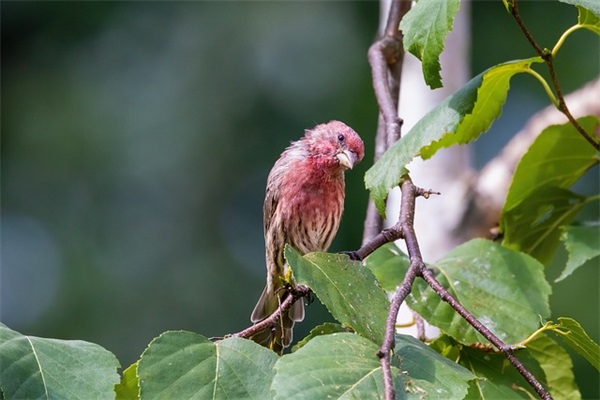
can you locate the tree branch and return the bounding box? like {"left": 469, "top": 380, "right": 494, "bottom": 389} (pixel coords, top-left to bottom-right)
{"left": 351, "top": 178, "right": 551, "bottom": 399}
{"left": 233, "top": 285, "right": 311, "bottom": 340}
{"left": 510, "top": 0, "right": 599, "bottom": 150}
{"left": 362, "top": 0, "right": 411, "bottom": 246}
{"left": 419, "top": 269, "right": 552, "bottom": 400}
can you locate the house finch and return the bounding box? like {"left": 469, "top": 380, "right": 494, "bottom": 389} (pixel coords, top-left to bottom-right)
{"left": 250, "top": 120, "right": 364, "bottom": 353}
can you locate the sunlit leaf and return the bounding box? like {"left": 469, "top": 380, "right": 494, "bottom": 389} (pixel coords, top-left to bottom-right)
{"left": 527, "top": 333, "right": 581, "bottom": 399}
{"left": 408, "top": 239, "right": 551, "bottom": 345}
{"left": 556, "top": 224, "right": 600, "bottom": 282}
{"left": 545, "top": 317, "right": 600, "bottom": 371}
{"left": 503, "top": 116, "right": 599, "bottom": 212}
{"left": 138, "top": 332, "right": 277, "bottom": 399}
{"left": 286, "top": 246, "right": 389, "bottom": 345}
{"left": 0, "top": 323, "right": 120, "bottom": 400}
{"left": 400, "top": 0, "right": 461, "bottom": 89}
{"left": 115, "top": 362, "right": 140, "bottom": 400}
{"left": 365, "top": 57, "right": 543, "bottom": 215}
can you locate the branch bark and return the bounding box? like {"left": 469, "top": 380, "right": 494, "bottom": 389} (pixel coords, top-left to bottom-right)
{"left": 510, "top": 0, "right": 599, "bottom": 151}
{"left": 362, "top": 0, "right": 411, "bottom": 246}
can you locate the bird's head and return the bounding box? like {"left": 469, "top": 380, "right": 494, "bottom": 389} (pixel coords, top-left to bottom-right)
{"left": 303, "top": 120, "right": 365, "bottom": 170}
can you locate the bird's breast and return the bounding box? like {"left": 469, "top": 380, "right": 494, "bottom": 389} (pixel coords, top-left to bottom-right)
{"left": 283, "top": 179, "right": 345, "bottom": 253}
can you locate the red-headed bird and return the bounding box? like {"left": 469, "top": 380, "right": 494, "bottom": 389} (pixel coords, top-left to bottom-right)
{"left": 250, "top": 121, "right": 364, "bottom": 353}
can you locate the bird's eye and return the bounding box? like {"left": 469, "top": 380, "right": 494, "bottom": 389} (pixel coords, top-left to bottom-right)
{"left": 337, "top": 133, "right": 345, "bottom": 142}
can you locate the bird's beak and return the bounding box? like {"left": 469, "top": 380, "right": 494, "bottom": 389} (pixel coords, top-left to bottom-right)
{"left": 337, "top": 149, "right": 357, "bottom": 169}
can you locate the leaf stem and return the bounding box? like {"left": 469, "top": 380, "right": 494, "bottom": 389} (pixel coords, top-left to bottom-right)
{"left": 524, "top": 69, "right": 559, "bottom": 108}
{"left": 552, "top": 24, "right": 582, "bottom": 57}
{"left": 510, "top": 0, "right": 599, "bottom": 151}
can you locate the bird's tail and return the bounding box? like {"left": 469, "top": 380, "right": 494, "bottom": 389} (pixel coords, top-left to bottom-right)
{"left": 250, "top": 283, "right": 304, "bottom": 354}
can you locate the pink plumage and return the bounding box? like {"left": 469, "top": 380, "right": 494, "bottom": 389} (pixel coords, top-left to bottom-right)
{"left": 250, "top": 120, "right": 364, "bottom": 353}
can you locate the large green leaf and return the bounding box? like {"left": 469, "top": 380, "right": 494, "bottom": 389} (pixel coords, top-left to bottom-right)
{"left": 503, "top": 116, "right": 599, "bottom": 212}
{"left": 0, "top": 323, "right": 120, "bottom": 400}
{"left": 286, "top": 246, "right": 389, "bottom": 345}
{"left": 408, "top": 239, "right": 551, "bottom": 345}
{"left": 272, "top": 333, "right": 397, "bottom": 399}
{"left": 527, "top": 333, "right": 581, "bottom": 400}
{"left": 559, "top": 0, "right": 600, "bottom": 18}
{"left": 500, "top": 117, "right": 599, "bottom": 265}
{"left": 273, "top": 332, "right": 474, "bottom": 400}
{"left": 137, "top": 332, "right": 278, "bottom": 399}
{"left": 556, "top": 224, "right": 600, "bottom": 282}
{"left": 400, "top": 0, "right": 460, "bottom": 89}
{"left": 393, "top": 334, "right": 475, "bottom": 399}
{"left": 365, "top": 57, "right": 543, "bottom": 216}
{"left": 365, "top": 243, "right": 411, "bottom": 292}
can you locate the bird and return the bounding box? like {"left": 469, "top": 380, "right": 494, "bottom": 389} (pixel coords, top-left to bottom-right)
{"left": 250, "top": 120, "right": 364, "bottom": 353}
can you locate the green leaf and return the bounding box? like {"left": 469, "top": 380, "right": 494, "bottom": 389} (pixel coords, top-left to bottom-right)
{"left": 277, "top": 333, "right": 471, "bottom": 399}
{"left": 286, "top": 246, "right": 389, "bottom": 345}
{"left": 0, "top": 323, "right": 120, "bottom": 400}
{"left": 272, "top": 333, "right": 399, "bottom": 399}
{"left": 115, "top": 362, "right": 140, "bottom": 400}
{"left": 546, "top": 317, "right": 600, "bottom": 371}
{"left": 408, "top": 239, "right": 551, "bottom": 345}
{"left": 138, "top": 332, "right": 278, "bottom": 399}
{"left": 502, "top": 187, "right": 588, "bottom": 265}
{"left": 393, "top": 334, "right": 475, "bottom": 399}
{"left": 556, "top": 224, "right": 600, "bottom": 282}
{"left": 365, "top": 57, "right": 543, "bottom": 216}
{"left": 503, "top": 116, "right": 599, "bottom": 212}
{"left": 292, "top": 323, "right": 348, "bottom": 352}
{"left": 559, "top": 0, "right": 600, "bottom": 19}
{"left": 400, "top": 0, "right": 460, "bottom": 89}
{"left": 430, "top": 335, "right": 543, "bottom": 399}
{"left": 527, "top": 333, "right": 581, "bottom": 399}
{"left": 576, "top": 5, "right": 600, "bottom": 33}
{"left": 365, "top": 243, "right": 410, "bottom": 292}
{"left": 500, "top": 116, "right": 599, "bottom": 265}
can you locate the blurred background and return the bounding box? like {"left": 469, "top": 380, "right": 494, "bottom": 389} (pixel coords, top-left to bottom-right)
{"left": 1, "top": 1, "right": 598, "bottom": 397}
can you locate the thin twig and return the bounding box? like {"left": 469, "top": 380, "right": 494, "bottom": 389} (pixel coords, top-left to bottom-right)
{"left": 419, "top": 269, "right": 552, "bottom": 400}
{"left": 412, "top": 312, "right": 426, "bottom": 341}
{"left": 233, "top": 285, "right": 311, "bottom": 339}
{"left": 510, "top": 0, "right": 599, "bottom": 150}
